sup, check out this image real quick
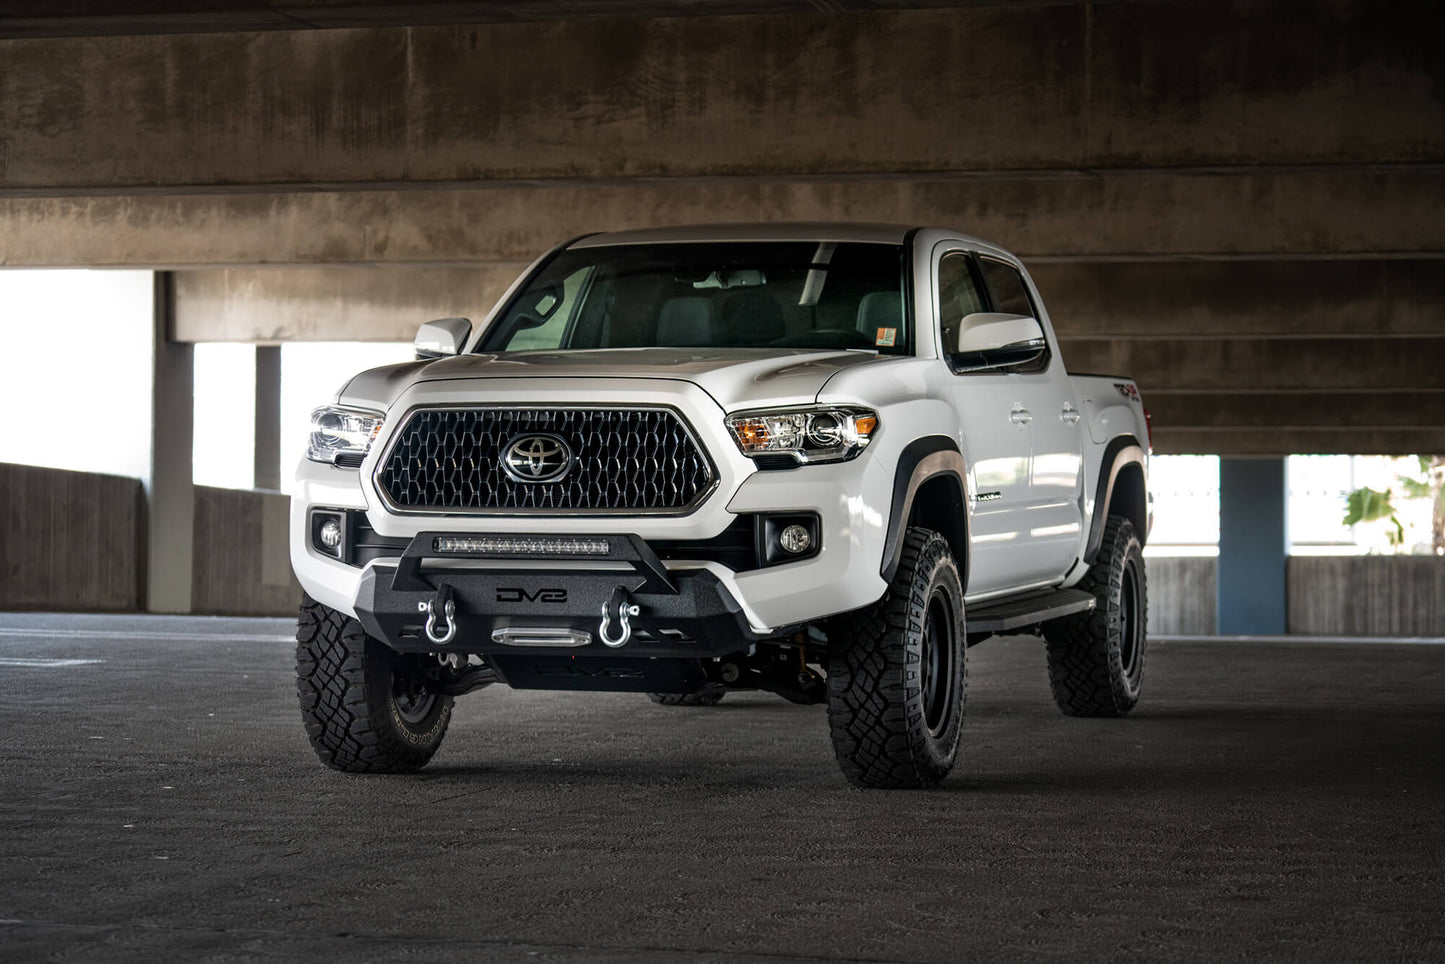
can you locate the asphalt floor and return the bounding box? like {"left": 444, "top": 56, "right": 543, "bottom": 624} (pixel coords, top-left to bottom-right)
{"left": 0, "top": 611, "right": 1441, "bottom": 962}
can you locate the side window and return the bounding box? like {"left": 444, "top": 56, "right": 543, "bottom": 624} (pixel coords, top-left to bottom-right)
{"left": 978, "top": 256, "right": 1050, "bottom": 374}
{"left": 978, "top": 258, "right": 1035, "bottom": 317}
{"left": 936, "top": 251, "right": 985, "bottom": 358}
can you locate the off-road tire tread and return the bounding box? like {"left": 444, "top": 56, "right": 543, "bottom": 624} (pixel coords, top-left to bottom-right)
{"left": 296, "top": 594, "right": 452, "bottom": 773}
{"left": 825, "top": 528, "right": 965, "bottom": 789}
{"left": 1042, "top": 515, "right": 1146, "bottom": 718}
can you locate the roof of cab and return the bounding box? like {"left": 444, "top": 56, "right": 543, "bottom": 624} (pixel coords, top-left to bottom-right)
{"left": 568, "top": 222, "right": 916, "bottom": 247}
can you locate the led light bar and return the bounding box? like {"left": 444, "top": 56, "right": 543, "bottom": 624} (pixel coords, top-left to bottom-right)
{"left": 432, "top": 536, "right": 611, "bottom": 556}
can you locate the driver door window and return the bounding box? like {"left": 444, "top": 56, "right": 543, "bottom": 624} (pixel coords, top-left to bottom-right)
{"left": 937, "top": 252, "right": 986, "bottom": 360}
{"left": 977, "top": 258, "right": 1035, "bottom": 316}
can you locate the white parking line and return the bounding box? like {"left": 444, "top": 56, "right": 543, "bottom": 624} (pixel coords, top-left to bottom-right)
{"left": 0, "top": 657, "right": 106, "bottom": 668}
{"left": 0, "top": 629, "right": 293, "bottom": 643}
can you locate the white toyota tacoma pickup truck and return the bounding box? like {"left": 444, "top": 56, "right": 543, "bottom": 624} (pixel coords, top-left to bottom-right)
{"left": 291, "top": 223, "right": 1152, "bottom": 789}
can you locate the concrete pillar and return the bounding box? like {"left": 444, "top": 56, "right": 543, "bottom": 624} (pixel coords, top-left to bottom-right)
{"left": 254, "top": 345, "right": 282, "bottom": 491}
{"left": 144, "top": 271, "right": 194, "bottom": 613}
{"left": 1217, "top": 457, "right": 1288, "bottom": 635}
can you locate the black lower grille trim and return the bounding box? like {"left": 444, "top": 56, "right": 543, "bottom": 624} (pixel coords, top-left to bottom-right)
{"left": 650, "top": 515, "right": 759, "bottom": 572}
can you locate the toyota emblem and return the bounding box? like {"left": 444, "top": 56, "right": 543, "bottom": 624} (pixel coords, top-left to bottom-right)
{"left": 501, "top": 433, "right": 573, "bottom": 483}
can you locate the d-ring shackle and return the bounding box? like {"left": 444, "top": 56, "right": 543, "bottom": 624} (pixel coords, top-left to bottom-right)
{"left": 425, "top": 597, "right": 457, "bottom": 645}
{"left": 599, "top": 586, "right": 640, "bottom": 648}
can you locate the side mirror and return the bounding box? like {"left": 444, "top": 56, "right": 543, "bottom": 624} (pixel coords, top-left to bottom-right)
{"left": 951, "top": 312, "right": 1047, "bottom": 372}
{"left": 414, "top": 317, "right": 472, "bottom": 360}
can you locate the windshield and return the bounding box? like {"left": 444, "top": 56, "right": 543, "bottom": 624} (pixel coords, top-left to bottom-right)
{"left": 477, "top": 241, "right": 910, "bottom": 355}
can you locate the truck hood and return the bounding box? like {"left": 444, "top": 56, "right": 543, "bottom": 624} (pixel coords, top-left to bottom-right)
{"left": 339, "top": 348, "right": 893, "bottom": 413}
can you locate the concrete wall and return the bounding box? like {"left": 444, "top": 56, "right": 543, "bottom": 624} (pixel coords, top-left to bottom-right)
{"left": 1147, "top": 554, "right": 1445, "bottom": 637}
{"left": 2, "top": 455, "right": 1440, "bottom": 633}
{"left": 1145, "top": 557, "right": 1217, "bottom": 636}
{"left": 190, "top": 485, "right": 301, "bottom": 616}
{"left": 0, "top": 463, "right": 299, "bottom": 615}
{"left": 0, "top": 462, "right": 143, "bottom": 611}
{"left": 1288, "top": 556, "right": 1445, "bottom": 637}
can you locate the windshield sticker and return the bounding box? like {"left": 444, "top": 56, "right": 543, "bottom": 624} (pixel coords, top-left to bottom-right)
{"left": 875, "top": 328, "right": 897, "bottom": 347}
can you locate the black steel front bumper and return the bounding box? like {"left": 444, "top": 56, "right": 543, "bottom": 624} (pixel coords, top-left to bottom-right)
{"left": 353, "top": 532, "right": 765, "bottom": 689}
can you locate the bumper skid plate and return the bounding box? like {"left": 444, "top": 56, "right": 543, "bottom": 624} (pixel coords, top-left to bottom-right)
{"left": 354, "top": 532, "right": 759, "bottom": 687}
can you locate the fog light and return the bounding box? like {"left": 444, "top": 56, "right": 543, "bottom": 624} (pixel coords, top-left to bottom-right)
{"left": 318, "top": 519, "right": 343, "bottom": 551}
{"left": 779, "top": 524, "right": 812, "bottom": 555}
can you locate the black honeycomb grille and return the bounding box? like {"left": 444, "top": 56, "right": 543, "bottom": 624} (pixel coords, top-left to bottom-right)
{"left": 378, "top": 407, "right": 714, "bottom": 512}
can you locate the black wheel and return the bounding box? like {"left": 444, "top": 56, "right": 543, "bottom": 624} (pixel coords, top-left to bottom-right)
{"left": 296, "top": 594, "right": 453, "bottom": 772}
{"left": 646, "top": 684, "right": 727, "bottom": 707}
{"left": 1043, "top": 515, "right": 1148, "bottom": 717}
{"left": 825, "top": 528, "right": 966, "bottom": 789}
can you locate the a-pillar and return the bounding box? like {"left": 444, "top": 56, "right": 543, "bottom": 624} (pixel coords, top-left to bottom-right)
{"left": 1217, "top": 457, "right": 1288, "bottom": 635}
{"left": 145, "top": 271, "right": 194, "bottom": 613}
{"left": 254, "top": 345, "right": 282, "bottom": 490}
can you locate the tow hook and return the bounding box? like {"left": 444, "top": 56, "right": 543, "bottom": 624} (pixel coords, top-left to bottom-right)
{"left": 424, "top": 583, "right": 458, "bottom": 645}
{"left": 599, "top": 585, "right": 640, "bottom": 648}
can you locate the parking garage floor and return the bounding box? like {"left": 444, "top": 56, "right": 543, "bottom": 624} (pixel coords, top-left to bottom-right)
{"left": 0, "top": 612, "right": 1441, "bottom": 962}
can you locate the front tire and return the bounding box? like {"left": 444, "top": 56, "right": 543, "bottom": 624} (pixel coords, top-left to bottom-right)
{"left": 1043, "top": 515, "right": 1148, "bottom": 717}
{"left": 825, "top": 528, "right": 966, "bottom": 789}
{"left": 296, "top": 595, "right": 453, "bottom": 772}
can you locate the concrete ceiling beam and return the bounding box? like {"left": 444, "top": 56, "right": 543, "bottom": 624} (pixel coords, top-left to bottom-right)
{"left": 2, "top": 167, "right": 1441, "bottom": 267}
{"left": 1154, "top": 428, "right": 1445, "bottom": 457}
{"left": 1, "top": 3, "right": 1440, "bottom": 193}
{"left": 168, "top": 258, "right": 1445, "bottom": 343}
{"left": 1032, "top": 261, "right": 1445, "bottom": 339}
{"left": 0, "top": 1, "right": 971, "bottom": 39}
{"left": 172, "top": 264, "right": 528, "bottom": 342}
{"left": 1058, "top": 335, "right": 1444, "bottom": 393}
{"left": 1145, "top": 391, "right": 1445, "bottom": 431}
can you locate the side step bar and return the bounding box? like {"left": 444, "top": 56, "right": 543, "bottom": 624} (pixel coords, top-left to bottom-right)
{"left": 967, "top": 588, "right": 1096, "bottom": 641}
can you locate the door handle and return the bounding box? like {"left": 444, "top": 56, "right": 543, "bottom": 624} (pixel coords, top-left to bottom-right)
{"left": 1061, "top": 404, "right": 1081, "bottom": 425}
{"left": 1009, "top": 405, "right": 1033, "bottom": 425}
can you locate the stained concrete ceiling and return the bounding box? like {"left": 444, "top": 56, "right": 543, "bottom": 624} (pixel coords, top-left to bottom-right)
{"left": 1, "top": 0, "right": 1441, "bottom": 454}
{"left": 0, "top": 0, "right": 981, "bottom": 38}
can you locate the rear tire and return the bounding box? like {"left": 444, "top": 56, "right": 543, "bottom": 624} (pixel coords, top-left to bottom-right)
{"left": 1043, "top": 515, "right": 1148, "bottom": 717}
{"left": 646, "top": 684, "right": 727, "bottom": 707}
{"left": 296, "top": 594, "right": 453, "bottom": 772}
{"left": 825, "top": 528, "right": 965, "bottom": 789}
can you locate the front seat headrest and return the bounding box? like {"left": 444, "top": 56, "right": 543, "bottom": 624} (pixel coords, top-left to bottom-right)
{"left": 657, "top": 296, "right": 722, "bottom": 347}
{"left": 855, "top": 291, "right": 902, "bottom": 340}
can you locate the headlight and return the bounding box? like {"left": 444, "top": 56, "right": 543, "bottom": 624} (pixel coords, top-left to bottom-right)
{"left": 725, "top": 407, "right": 878, "bottom": 465}
{"left": 306, "top": 406, "right": 384, "bottom": 466}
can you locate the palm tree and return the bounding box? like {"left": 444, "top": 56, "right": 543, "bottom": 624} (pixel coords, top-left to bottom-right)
{"left": 1342, "top": 456, "right": 1445, "bottom": 554}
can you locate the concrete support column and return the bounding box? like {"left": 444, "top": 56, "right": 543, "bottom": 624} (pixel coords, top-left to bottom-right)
{"left": 1217, "top": 457, "right": 1288, "bottom": 635}
{"left": 145, "top": 271, "right": 194, "bottom": 613}
{"left": 254, "top": 345, "right": 282, "bottom": 491}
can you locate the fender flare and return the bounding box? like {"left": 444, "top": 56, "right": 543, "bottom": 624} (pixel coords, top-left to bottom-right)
{"left": 1083, "top": 435, "right": 1147, "bottom": 565}
{"left": 880, "top": 436, "right": 971, "bottom": 586}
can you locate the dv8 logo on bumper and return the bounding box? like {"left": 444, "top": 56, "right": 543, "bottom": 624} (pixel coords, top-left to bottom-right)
{"left": 501, "top": 433, "right": 573, "bottom": 483}
{"left": 497, "top": 587, "right": 568, "bottom": 603}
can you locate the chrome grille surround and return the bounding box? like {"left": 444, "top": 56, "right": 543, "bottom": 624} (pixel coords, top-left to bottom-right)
{"left": 373, "top": 405, "right": 717, "bottom": 515}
